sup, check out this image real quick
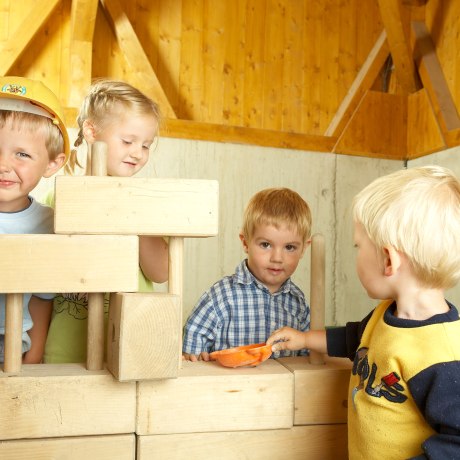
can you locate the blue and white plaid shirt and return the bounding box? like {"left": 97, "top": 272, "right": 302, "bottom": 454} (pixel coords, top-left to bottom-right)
{"left": 183, "top": 260, "right": 310, "bottom": 357}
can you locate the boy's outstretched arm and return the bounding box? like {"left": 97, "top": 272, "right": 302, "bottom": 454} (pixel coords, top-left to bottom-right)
{"left": 267, "top": 327, "right": 327, "bottom": 354}
{"left": 23, "top": 296, "right": 52, "bottom": 364}
{"left": 139, "top": 236, "right": 169, "bottom": 283}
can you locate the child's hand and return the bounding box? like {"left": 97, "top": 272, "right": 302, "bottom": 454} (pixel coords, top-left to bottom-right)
{"left": 182, "top": 352, "right": 211, "bottom": 362}
{"left": 266, "top": 327, "right": 308, "bottom": 352}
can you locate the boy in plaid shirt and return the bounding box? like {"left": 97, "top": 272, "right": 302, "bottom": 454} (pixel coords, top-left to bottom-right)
{"left": 183, "top": 187, "right": 312, "bottom": 361}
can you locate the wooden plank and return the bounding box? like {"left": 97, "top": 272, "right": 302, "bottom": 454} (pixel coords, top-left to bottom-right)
{"left": 160, "top": 118, "right": 337, "bottom": 152}
{"left": 407, "top": 88, "right": 445, "bottom": 159}
{"left": 333, "top": 90, "right": 407, "bottom": 160}
{"left": 202, "top": 1, "right": 227, "bottom": 123}
{"left": 377, "top": 0, "right": 418, "bottom": 93}
{"left": 262, "top": 0, "right": 284, "bottom": 131}
{"left": 325, "top": 30, "right": 390, "bottom": 137}
{"left": 137, "top": 425, "right": 348, "bottom": 460}
{"left": 178, "top": 0, "right": 204, "bottom": 120}
{"left": 411, "top": 20, "right": 460, "bottom": 132}
{"left": 54, "top": 177, "right": 219, "bottom": 236}
{"left": 136, "top": 359, "right": 293, "bottom": 435}
{"left": 0, "top": 435, "right": 135, "bottom": 460}
{"left": 107, "top": 293, "right": 181, "bottom": 381}
{"left": 222, "top": 0, "right": 245, "bottom": 126}
{"left": 0, "top": 364, "right": 136, "bottom": 440}
{"left": 278, "top": 356, "right": 351, "bottom": 425}
{"left": 0, "top": 235, "right": 138, "bottom": 293}
{"left": 100, "top": 0, "right": 176, "bottom": 118}
{"left": 0, "top": 0, "right": 60, "bottom": 75}
{"left": 243, "top": 0, "right": 266, "bottom": 129}
{"left": 68, "top": 0, "right": 99, "bottom": 106}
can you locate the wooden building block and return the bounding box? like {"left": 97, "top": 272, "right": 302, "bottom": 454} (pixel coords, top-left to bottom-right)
{"left": 0, "top": 365, "right": 136, "bottom": 440}
{"left": 277, "top": 356, "right": 351, "bottom": 425}
{"left": 107, "top": 293, "right": 181, "bottom": 381}
{"left": 54, "top": 177, "right": 219, "bottom": 236}
{"left": 0, "top": 434, "right": 135, "bottom": 459}
{"left": 137, "top": 360, "right": 293, "bottom": 434}
{"left": 0, "top": 235, "right": 138, "bottom": 293}
{"left": 137, "top": 425, "right": 348, "bottom": 460}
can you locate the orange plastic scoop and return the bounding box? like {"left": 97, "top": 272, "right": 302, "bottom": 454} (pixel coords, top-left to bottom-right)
{"left": 210, "top": 343, "right": 272, "bottom": 368}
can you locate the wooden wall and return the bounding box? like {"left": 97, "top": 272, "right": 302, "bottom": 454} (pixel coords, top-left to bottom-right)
{"left": 2, "top": 0, "right": 460, "bottom": 159}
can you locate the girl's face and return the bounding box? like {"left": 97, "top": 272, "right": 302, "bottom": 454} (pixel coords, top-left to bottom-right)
{"left": 92, "top": 114, "right": 158, "bottom": 177}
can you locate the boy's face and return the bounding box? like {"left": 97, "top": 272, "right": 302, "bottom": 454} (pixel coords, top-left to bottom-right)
{"left": 0, "top": 120, "right": 65, "bottom": 212}
{"left": 240, "top": 223, "right": 306, "bottom": 293}
{"left": 353, "top": 221, "right": 389, "bottom": 299}
{"left": 85, "top": 114, "right": 158, "bottom": 177}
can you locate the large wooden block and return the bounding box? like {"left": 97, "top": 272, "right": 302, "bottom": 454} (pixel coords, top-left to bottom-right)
{"left": 0, "top": 364, "right": 136, "bottom": 440}
{"left": 54, "top": 177, "right": 219, "bottom": 236}
{"left": 0, "top": 434, "right": 135, "bottom": 459}
{"left": 107, "top": 293, "right": 181, "bottom": 381}
{"left": 137, "top": 360, "right": 293, "bottom": 435}
{"left": 277, "top": 356, "right": 351, "bottom": 425}
{"left": 0, "top": 234, "right": 138, "bottom": 293}
{"left": 137, "top": 425, "right": 348, "bottom": 460}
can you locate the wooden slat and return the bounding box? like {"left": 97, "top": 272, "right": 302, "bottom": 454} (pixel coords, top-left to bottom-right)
{"left": 137, "top": 360, "right": 293, "bottom": 435}
{"left": 0, "top": 0, "right": 60, "bottom": 75}
{"left": 0, "top": 435, "right": 135, "bottom": 460}
{"left": 54, "top": 177, "right": 219, "bottom": 236}
{"left": 138, "top": 425, "right": 348, "bottom": 460}
{"left": 325, "top": 30, "right": 390, "bottom": 137}
{"left": 100, "top": 0, "right": 176, "bottom": 118}
{"left": 411, "top": 20, "right": 460, "bottom": 132}
{"left": 0, "top": 365, "right": 135, "bottom": 440}
{"left": 0, "top": 235, "right": 138, "bottom": 293}
{"left": 3, "top": 293, "right": 22, "bottom": 374}
{"left": 68, "top": 0, "right": 99, "bottom": 107}
{"left": 377, "top": 0, "right": 418, "bottom": 93}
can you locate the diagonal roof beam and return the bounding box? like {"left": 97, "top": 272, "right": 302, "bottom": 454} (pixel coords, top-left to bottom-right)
{"left": 411, "top": 21, "right": 460, "bottom": 132}
{"left": 100, "top": 0, "right": 176, "bottom": 118}
{"left": 377, "top": 0, "right": 418, "bottom": 93}
{"left": 68, "top": 0, "right": 99, "bottom": 106}
{"left": 325, "top": 31, "right": 389, "bottom": 137}
{"left": 0, "top": 0, "right": 60, "bottom": 75}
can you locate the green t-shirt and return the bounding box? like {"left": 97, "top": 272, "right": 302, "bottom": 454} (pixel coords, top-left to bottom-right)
{"left": 41, "top": 188, "right": 155, "bottom": 363}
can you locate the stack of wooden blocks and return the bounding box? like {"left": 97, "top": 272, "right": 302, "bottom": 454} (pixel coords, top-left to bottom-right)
{"left": 0, "top": 156, "right": 351, "bottom": 459}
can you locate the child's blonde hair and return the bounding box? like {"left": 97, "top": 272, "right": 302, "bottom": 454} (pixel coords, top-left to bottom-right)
{"left": 353, "top": 165, "right": 460, "bottom": 289}
{"left": 0, "top": 111, "right": 65, "bottom": 160}
{"left": 67, "top": 79, "right": 161, "bottom": 173}
{"left": 241, "top": 188, "right": 312, "bottom": 244}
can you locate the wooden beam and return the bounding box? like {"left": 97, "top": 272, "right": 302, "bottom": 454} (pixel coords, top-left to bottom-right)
{"left": 325, "top": 31, "right": 390, "bottom": 137}
{"left": 100, "top": 0, "right": 176, "bottom": 118}
{"left": 68, "top": 0, "right": 99, "bottom": 106}
{"left": 377, "top": 0, "right": 418, "bottom": 93}
{"left": 411, "top": 21, "right": 460, "bottom": 132}
{"left": 0, "top": 0, "right": 60, "bottom": 75}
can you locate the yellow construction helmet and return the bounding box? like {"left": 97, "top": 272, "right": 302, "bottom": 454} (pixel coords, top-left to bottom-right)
{"left": 0, "top": 76, "right": 70, "bottom": 160}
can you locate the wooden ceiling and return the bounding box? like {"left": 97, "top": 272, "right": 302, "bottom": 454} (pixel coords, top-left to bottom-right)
{"left": 1, "top": 0, "right": 459, "bottom": 159}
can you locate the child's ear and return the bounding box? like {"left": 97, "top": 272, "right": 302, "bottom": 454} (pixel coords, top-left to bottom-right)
{"left": 382, "top": 246, "right": 402, "bottom": 276}
{"left": 82, "top": 119, "right": 97, "bottom": 144}
{"left": 239, "top": 233, "right": 249, "bottom": 253}
{"left": 43, "top": 153, "right": 66, "bottom": 178}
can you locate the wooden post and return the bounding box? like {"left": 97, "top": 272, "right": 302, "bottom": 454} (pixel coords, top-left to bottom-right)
{"left": 86, "top": 142, "right": 108, "bottom": 371}
{"left": 3, "top": 293, "right": 23, "bottom": 373}
{"left": 309, "top": 233, "right": 326, "bottom": 365}
{"left": 168, "top": 237, "right": 184, "bottom": 365}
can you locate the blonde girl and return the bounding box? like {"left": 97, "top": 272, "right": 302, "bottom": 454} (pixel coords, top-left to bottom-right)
{"left": 44, "top": 79, "right": 168, "bottom": 363}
